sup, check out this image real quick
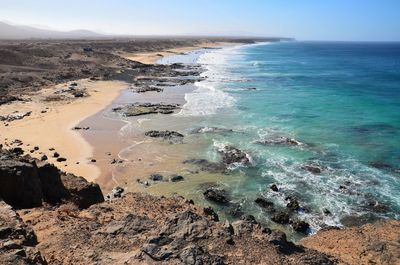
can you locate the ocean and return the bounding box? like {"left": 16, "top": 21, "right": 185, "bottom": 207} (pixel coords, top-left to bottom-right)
{"left": 112, "top": 41, "right": 400, "bottom": 236}
{"left": 161, "top": 41, "right": 400, "bottom": 229}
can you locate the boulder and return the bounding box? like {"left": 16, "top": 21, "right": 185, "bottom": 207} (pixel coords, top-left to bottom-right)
{"left": 218, "top": 145, "right": 251, "bottom": 166}
{"left": 149, "top": 174, "right": 163, "bottom": 181}
{"left": 291, "top": 220, "right": 310, "bottom": 233}
{"left": 303, "top": 165, "right": 322, "bottom": 174}
{"left": 145, "top": 130, "right": 184, "bottom": 138}
{"left": 169, "top": 175, "right": 184, "bottom": 182}
{"left": 254, "top": 197, "right": 275, "bottom": 211}
{"left": 258, "top": 136, "right": 302, "bottom": 146}
{"left": 286, "top": 196, "right": 300, "bottom": 211}
{"left": 203, "top": 188, "right": 229, "bottom": 204}
{"left": 61, "top": 173, "right": 104, "bottom": 209}
{"left": 270, "top": 184, "right": 279, "bottom": 192}
{"left": 271, "top": 211, "right": 290, "bottom": 224}
{"left": 0, "top": 159, "right": 43, "bottom": 208}
{"left": 106, "top": 186, "right": 125, "bottom": 200}
{"left": 36, "top": 162, "right": 70, "bottom": 205}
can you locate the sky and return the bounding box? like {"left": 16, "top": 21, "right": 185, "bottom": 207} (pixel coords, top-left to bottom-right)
{"left": 1, "top": 0, "right": 399, "bottom": 41}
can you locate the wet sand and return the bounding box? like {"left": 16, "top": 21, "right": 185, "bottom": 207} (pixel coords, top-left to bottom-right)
{"left": 78, "top": 83, "right": 197, "bottom": 192}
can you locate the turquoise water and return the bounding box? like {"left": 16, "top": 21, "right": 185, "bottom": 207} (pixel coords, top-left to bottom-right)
{"left": 159, "top": 42, "right": 400, "bottom": 231}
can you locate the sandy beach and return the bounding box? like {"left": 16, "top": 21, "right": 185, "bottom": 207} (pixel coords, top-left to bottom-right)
{"left": 119, "top": 41, "right": 235, "bottom": 64}
{"left": 0, "top": 79, "right": 127, "bottom": 182}
{"left": 0, "top": 42, "right": 219, "bottom": 184}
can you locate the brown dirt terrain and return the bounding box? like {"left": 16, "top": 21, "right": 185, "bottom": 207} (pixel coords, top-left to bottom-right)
{"left": 301, "top": 220, "right": 400, "bottom": 265}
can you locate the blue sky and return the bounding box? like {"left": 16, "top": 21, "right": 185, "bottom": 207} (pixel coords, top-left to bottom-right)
{"left": 1, "top": 0, "right": 399, "bottom": 41}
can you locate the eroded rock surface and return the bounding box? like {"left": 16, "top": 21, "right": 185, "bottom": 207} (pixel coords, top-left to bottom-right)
{"left": 18, "top": 193, "right": 340, "bottom": 265}
{"left": 0, "top": 201, "right": 46, "bottom": 264}
{"left": 0, "top": 149, "right": 104, "bottom": 209}
{"left": 113, "top": 103, "right": 180, "bottom": 116}
{"left": 301, "top": 220, "right": 400, "bottom": 265}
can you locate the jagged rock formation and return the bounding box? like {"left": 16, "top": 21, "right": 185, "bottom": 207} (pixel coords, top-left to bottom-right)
{"left": 17, "top": 193, "right": 339, "bottom": 265}
{"left": 0, "top": 148, "right": 104, "bottom": 209}
{"left": 0, "top": 201, "right": 46, "bottom": 264}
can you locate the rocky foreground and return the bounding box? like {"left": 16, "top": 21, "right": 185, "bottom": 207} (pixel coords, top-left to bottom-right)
{"left": 0, "top": 147, "right": 399, "bottom": 265}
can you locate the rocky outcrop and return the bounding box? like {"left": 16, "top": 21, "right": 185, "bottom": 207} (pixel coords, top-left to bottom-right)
{"left": 17, "top": 193, "right": 340, "bottom": 265}
{"left": 257, "top": 136, "right": 302, "bottom": 146}
{"left": 0, "top": 156, "right": 43, "bottom": 208}
{"left": 0, "top": 111, "right": 31, "bottom": 122}
{"left": 145, "top": 130, "right": 184, "bottom": 139}
{"left": 145, "top": 130, "right": 184, "bottom": 143}
{"left": 203, "top": 188, "right": 229, "bottom": 204}
{"left": 0, "top": 201, "right": 46, "bottom": 264}
{"left": 301, "top": 220, "right": 400, "bottom": 265}
{"left": 113, "top": 103, "right": 180, "bottom": 116}
{"left": 217, "top": 145, "right": 251, "bottom": 167}
{"left": 60, "top": 173, "right": 104, "bottom": 209}
{"left": 0, "top": 149, "right": 103, "bottom": 209}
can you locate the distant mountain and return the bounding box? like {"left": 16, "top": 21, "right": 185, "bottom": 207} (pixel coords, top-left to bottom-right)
{"left": 0, "top": 21, "right": 106, "bottom": 40}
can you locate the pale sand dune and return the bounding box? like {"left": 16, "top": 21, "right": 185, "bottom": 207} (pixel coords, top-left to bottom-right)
{"left": 0, "top": 80, "right": 127, "bottom": 182}
{"left": 120, "top": 41, "right": 234, "bottom": 64}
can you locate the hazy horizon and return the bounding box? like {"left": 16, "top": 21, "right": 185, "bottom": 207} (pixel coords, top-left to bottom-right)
{"left": 1, "top": 0, "right": 399, "bottom": 41}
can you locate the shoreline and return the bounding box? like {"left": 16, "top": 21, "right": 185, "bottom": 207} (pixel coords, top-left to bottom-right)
{"left": 118, "top": 41, "right": 237, "bottom": 64}
{"left": 78, "top": 44, "right": 234, "bottom": 191}
{"left": 0, "top": 79, "right": 127, "bottom": 182}
{"left": 0, "top": 42, "right": 225, "bottom": 185}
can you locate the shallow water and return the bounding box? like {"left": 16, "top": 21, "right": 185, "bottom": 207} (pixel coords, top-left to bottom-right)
{"left": 108, "top": 42, "right": 400, "bottom": 236}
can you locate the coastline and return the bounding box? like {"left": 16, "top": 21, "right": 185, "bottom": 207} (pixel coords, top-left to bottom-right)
{"left": 0, "top": 79, "right": 127, "bottom": 182}
{"left": 118, "top": 41, "right": 236, "bottom": 64}
{"left": 0, "top": 42, "right": 224, "bottom": 185}
{"left": 78, "top": 43, "right": 238, "bottom": 191}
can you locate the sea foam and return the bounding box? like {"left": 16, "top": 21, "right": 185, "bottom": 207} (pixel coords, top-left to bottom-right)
{"left": 178, "top": 45, "right": 244, "bottom": 116}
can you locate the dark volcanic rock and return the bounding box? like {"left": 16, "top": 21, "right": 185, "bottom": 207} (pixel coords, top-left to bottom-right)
{"left": 36, "top": 162, "right": 70, "bottom": 205}
{"left": 145, "top": 130, "right": 184, "bottom": 143}
{"left": 56, "top": 157, "right": 67, "bottom": 162}
{"left": 0, "top": 149, "right": 104, "bottom": 209}
{"left": 0, "top": 201, "right": 46, "bottom": 265}
{"left": 271, "top": 211, "right": 290, "bottom": 224}
{"left": 113, "top": 103, "right": 180, "bottom": 116}
{"left": 270, "top": 184, "right": 279, "bottom": 192}
{"left": 0, "top": 158, "right": 43, "bottom": 208}
{"left": 203, "top": 188, "right": 229, "bottom": 204}
{"left": 149, "top": 174, "right": 163, "bottom": 181}
{"left": 286, "top": 196, "right": 301, "bottom": 211}
{"left": 254, "top": 197, "right": 275, "bottom": 211}
{"left": 203, "top": 207, "right": 219, "bottom": 221}
{"left": 61, "top": 173, "right": 104, "bottom": 209}
{"left": 302, "top": 165, "right": 322, "bottom": 174}
{"left": 169, "top": 175, "right": 184, "bottom": 182}
{"left": 258, "top": 136, "right": 302, "bottom": 146}
{"left": 217, "top": 145, "right": 251, "bottom": 166}
{"left": 145, "top": 130, "right": 184, "bottom": 139}
{"left": 106, "top": 186, "right": 125, "bottom": 200}
{"left": 291, "top": 220, "right": 310, "bottom": 233}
